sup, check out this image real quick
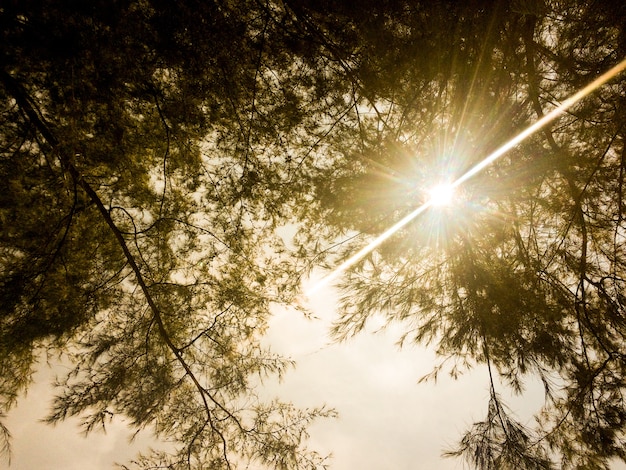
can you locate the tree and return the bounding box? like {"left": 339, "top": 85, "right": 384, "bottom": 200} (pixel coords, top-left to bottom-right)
{"left": 3, "top": 1, "right": 626, "bottom": 469}
{"left": 298, "top": 0, "right": 626, "bottom": 469}
{"left": 0, "top": 1, "right": 353, "bottom": 467}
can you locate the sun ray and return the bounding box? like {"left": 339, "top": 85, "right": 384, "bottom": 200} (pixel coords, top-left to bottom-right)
{"left": 307, "top": 58, "right": 626, "bottom": 296}
{"left": 428, "top": 183, "right": 456, "bottom": 206}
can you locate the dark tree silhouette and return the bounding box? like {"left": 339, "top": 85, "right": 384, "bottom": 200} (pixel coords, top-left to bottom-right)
{"left": 0, "top": 1, "right": 346, "bottom": 468}
{"left": 300, "top": 1, "right": 626, "bottom": 469}
{"left": 2, "top": 0, "right": 626, "bottom": 469}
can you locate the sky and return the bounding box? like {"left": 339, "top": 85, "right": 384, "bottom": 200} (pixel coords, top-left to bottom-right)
{"left": 9, "top": 274, "right": 623, "bottom": 470}
{"left": 6, "top": 54, "right": 626, "bottom": 463}
{"left": 8, "top": 100, "right": 626, "bottom": 470}
{"left": 3, "top": 6, "right": 626, "bottom": 469}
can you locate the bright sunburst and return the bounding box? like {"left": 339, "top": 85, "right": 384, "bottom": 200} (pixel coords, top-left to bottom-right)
{"left": 306, "top": 58, "right": 626, "bottom": 296}
{"left": 428, "top": 183, "right": 456, "bottom": 207}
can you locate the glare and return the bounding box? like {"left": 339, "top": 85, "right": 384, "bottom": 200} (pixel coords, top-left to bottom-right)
{"left": 428, "top": 183, "right": 455, "bottom": 206}
{"left": 306, "top": 58, "right": 626, "bottom": 296}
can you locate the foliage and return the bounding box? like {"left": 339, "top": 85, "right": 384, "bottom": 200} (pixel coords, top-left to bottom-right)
{"left": 0, "top": 0, "right": 347, "bottom": 468}
{"left": 302, "top": 0, "right": 626, "bottom": 469}
{"left": 3, "top": 0, "right": 626, "bottom": 469}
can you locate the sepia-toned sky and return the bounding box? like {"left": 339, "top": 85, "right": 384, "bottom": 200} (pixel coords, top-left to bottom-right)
{"left": 9, "top": 274, "right": 626, "bottom": 470}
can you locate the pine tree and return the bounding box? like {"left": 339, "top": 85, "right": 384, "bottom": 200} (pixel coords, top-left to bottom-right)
{"left": 0, "top": 1, "right": 345, "bottom": 467}
{"left": 303, "top": 1, "right": 626, "bottom": 468}
{"left": 3, "top": 1, "right": 626, "bottom": 468}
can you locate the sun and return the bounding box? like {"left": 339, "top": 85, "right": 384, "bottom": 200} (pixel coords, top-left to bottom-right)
{"left": 306, "top": 60, "right": 626, "bottom": 295}
{"left": 428, "top": 183, "right": 456, "bottom": 207}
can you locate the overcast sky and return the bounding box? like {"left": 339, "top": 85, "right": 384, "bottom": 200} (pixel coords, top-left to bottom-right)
{"left": 5, "top": 276, "right": 626, "bottom": 469}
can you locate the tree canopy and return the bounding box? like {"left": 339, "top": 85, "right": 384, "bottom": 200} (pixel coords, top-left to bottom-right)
{"left": 306, "top": 1, "right": 626, "bottom": 469}
{"left": 1, "top": 0, "right": 626, "bottom": 469}
{"left": 0, "top": 0, "right": 345, "bottom": 467}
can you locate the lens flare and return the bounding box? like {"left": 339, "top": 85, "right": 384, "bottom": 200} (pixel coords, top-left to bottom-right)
{"left": 307, "top": 58, "right": 626, "bottom": 296}
{"left": 428, "top": 183, "right": 455, "bottom": 206}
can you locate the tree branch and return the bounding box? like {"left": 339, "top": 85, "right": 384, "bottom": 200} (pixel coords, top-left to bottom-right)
{"left": 1, "top": 68, "right": 242, "bottom": 468}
